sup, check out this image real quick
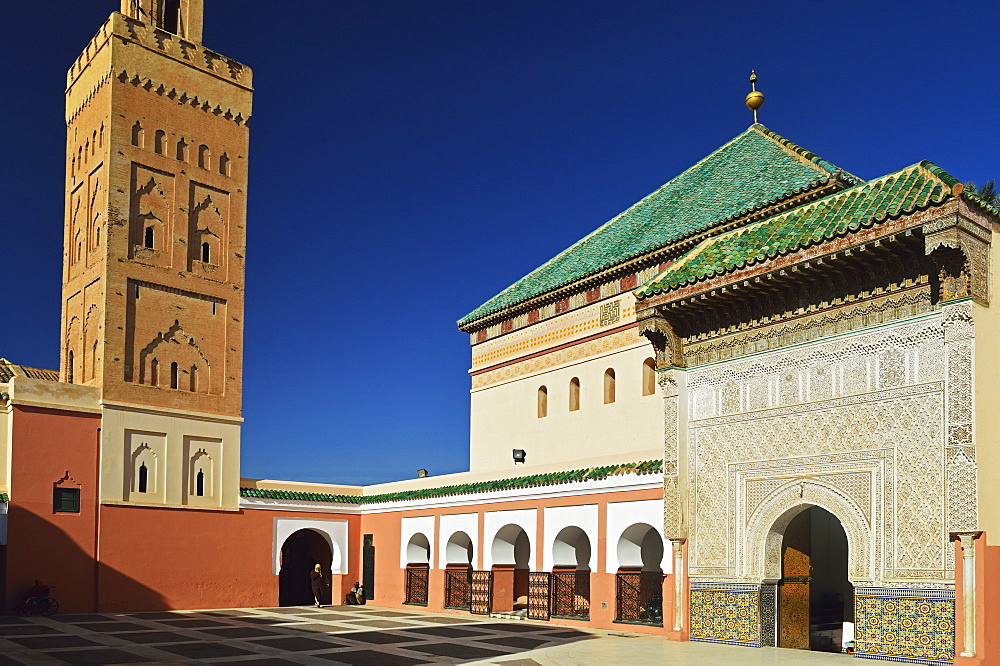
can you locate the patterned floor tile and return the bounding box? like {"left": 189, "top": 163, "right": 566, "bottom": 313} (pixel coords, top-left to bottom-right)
{"left": 334, "top": 631, "right": 420, "bottom": 645}
{"left": 111, "top": 630, "right": 195, "bottom": 644}
{"left": 249, "top": 636, "right": 349, "bottom": 651}
{"left": 41, "top": 648, "right": 150, "bottom": 664}
{"left": 405, "top": 641, "right": 512, "bottom": 659}
{"left": 197, "top": 626, "right": 286, "bottom": 639}
{"left": 314, "top": 650, "right": 432, "bottom": 665}
{"left": 70, "top": 621, "right": 150, "bottom": 632}
{"left": 10, "top": 635, "right": 102, "bottom": 649}
{"left": 341, "top": 619, "right": 419, "bottom": 629}
{"left": 155, "top": 642, "right": 259, "bottom": 658}
{"left": 157, "top": 618, "right": 232, "bottom": 628}
{"left": 475, "top": 635, "right": 550, "bottom": 649}
{"left": 399, "top": 625, "right": 490, "bottom": 638}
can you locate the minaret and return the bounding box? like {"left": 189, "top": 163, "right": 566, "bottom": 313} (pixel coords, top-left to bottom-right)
{"left": 62, "top": 1, "right": 252, "bottom": 508}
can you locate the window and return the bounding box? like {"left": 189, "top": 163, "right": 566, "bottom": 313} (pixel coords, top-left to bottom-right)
{"left": 67, "top": 350, "right": 74, "bottom": 384}
{"left": 569, "top": 377, "right": 580, "bottom": 412}
{"left": 190, "top": 364, "right": 198, "bottom": 392}
{"left": 604, "top": 368, "right": 616, "bottom": 404}
{"left": 201, "top": 242, "right": 210, "bottom": 263}
{"left": 95, "top": 226, "right": 101, "bottom": 246}
{"left": 154, "top": 129, "right": 166, "bottom": 155}
{"left": 176, "top": 138, "right": 188, "bottom": 161}
{"left": 170, "top": 362, "right": 179, "bottom": 389}
{"left": 131, "top": 121, "right": 143, "bottom": 147}
{"left": 144, "top": 226, "right": 154, "bottom": 249}
{"left": 196, "top": 469, "right": 205, "bottom": 496}
{"left": 219, "top": 152, "right": 230, "bottom": 176}
{"left": 53, "top": 487, "right": 80, "bottom": 513}
{"left": 138, "top": 463, "right": 149, "bottom": 493}
{"left": 198, "top": 144, "right": 210, "bottom": 169}
{"left": 150, "top": 358, "right": 158, "bottom": 385}
{"left": 163, "top": 0, "right": 181, "bottom": 34}
{"left": 537, "top": 386, "right": 548, "bottom": 418}
{"left": 642, "top": 358, "right": 656, "bottom": 396}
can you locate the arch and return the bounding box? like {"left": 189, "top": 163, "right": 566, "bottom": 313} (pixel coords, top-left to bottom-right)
{"left": 170, "top": 361, "right": 179, "bottom": 389}
{"left": 569, "top": 377, "right": 580, "bottom": 411}
{"left": 278, "top": 528, "right": 333, "bottom": 606}
{"left": 131, "top": 121, "right": 144, "bottom": 147}
{"left": 552, "top": 526, "right": 592, "bottom": 570}
{"left": 200, "top": 242, "right": 211, "bottom": 263}
{"left": 130, "top": 443, "right": 158, "bottom": 495}
{"left": 537, "top": 385, "right": 547, "bottom": 418}
{"left": 219, "top": 152, "right": 231, "bottom": 176}
{"left": 492, "top": 523, "right": 530, "bottom": 568}
{"left": 406, "top": 532, "right": 431, "bottom": 565}
{"left": 190, "top": 364, "right": 198, "bottom": 392}
{"left": 197, "top": 144, "right": 211, "bottom": 169}
{"left": 176, "top": 138, "right": 188, "bottom": 161}
{"left": 445, "top": 531, "right": 474, "bottom": 566}
{"left": 149, "top": 357, "right": 159, "bottom": 385}
{"left": 189, "top": 449, "right": 213, "bottom": 499}
{"left": 617, "top": 523, "right": 664, "bottom": 572}
{"left": 745, "top": 480, "right": 872, "bottom": 583}
{"left": 604, "top": 368, "right": 616, "bottom": 404}
{"left": 138, "top": 463, "right": 149, "bottom": 492}
{"left": 642, "top": 357, "right": 656, "bottom": 396}
{"left": 144, "top": 225, "right": 154, "bottom": 249}
{"left": 154, "top": 129, "right": 166, "bottom": 155}
{"left": 67, "top": 350, "right": 75, "bottom": 384}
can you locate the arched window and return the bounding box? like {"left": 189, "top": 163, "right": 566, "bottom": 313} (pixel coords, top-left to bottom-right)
{"left": 170, "top": 362, "right": 179, "bottom": 389}
{"left": 92, "top": 130, "right": 97, "bottom": 154}
{"left": 198, "top": 144, "right": 210, "bottom": 169}
{"left": 150, "top": 358, "right": 159, "bottom": 385}
{"left": 604, "top": 368, "right": 616, "bottom": 404}
{"left": 99, "top": 123, "right": 104, "bottom": 148}
{"left": 176, "top": 138, "right": 188, "bottom": 161}
{"left": 537, "top": 386, "right": 548, "bottom": 418}
{"left": 138, "top": 463, "right": 148, "bottom": 493}
{"left": 91, "top": 340, "right": 98, "bottom": 380}
{"left": 71, "top": 156, "right": 76, "bottom": 179}
{"left": 190, "top": 365, "right": 198, "bottom": 392}
{"left": 642, "top": 357, "right": 656, "bottom": 396}
{"left": 154, "top": 129, "right": 166, "bottom": 155}
{"left": 144, "top": 226, "right": 154, "bottom": 249}
{"left": 67, "top": 350, "right": 74, "bottom": 384}
{"left": 95, "top": 226, "right": 101, "bottom": 246}
{"left": 201, "top": 242, "right": 210, "bottom": 263}
{"left": 131, "top": 121, "right": 143, "bottom": 147}
{"left": 218, "top": 152, "right": 230, "bottom": 176}
{"left": 196, "top": 469, "right": 205, "bottom": 496}
{"left": 569, "top": 377, "right": 580, "bottom": 412}
{"left": 163, "top": 0, "right": 181, "bottom": 34}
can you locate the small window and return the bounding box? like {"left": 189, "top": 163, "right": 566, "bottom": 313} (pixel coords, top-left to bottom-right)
{"left": 642, "top": 357, "right": 656, "bottom": 396}
{"left": 154, "top": 129, "right": 166, "bottom": 155}
{"left": 150, "top": 358, "right": 158, "bottom": 385}
{"left": 95, "top": 226, "right": 101, "bottom": 246}
{"left": 170, "top": 362, "right": 179, "bottom": 389}
{"left": 569, "top": 377, "right": 580, "bottom": 412}
{"left": 163, "top": 0, "right": 181, "bottom": 34}
{"left": 53, "top": 487, "right": 80, "bottom": 513}
{"left": 198, "top": 144, "right": 210, "bottom": 169}
{"left": 196, "top": 469, "right": 205, "bottom": 496}
{"left": 138, "top": 463, "right": 149, "bottom": 493}
{"left": 190, "top": 364, "right": 198, "bottom": 392}
{"left": 537, "top": 386, "right": 548, "bottom": 418}
{"left": 131, "top": 121, "right": 144, "bottom": 148}
{"left": 176, "top": 138, "right": 188, "bottom": 161}
{"left": 67, "top": 350, "right": 75, "bottom": 384}
{"left": 144, "top": 226, "right": 154, "bottom": 249}
{"left": 219, "top": 152, "right": 230, "bottom": 176}
{"left": 604, "top": 368, "right": 616, "bottom": 404}
{"left": 201, "top": 242, "right": 210, "bottom": 263}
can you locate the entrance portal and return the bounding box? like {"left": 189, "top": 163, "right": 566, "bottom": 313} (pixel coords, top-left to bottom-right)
{"left": 278, "top": 529, "right": 333, "bottom": 606}
{"left": 778, "top": 506, "right": 853, "bottom": 653}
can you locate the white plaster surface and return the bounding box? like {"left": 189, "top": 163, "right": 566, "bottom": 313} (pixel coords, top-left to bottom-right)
{"left": 437, "top": 512, "right": 478, "bottom": 568}
{"left": 272, "top": 517, "right": 348, "bottom": 575}
{"left": 605, "top": 498, "right": 670, "bottom": 573}
{"left": 483, "top": 508, "right": 536, "bottom": 570}
{"left": 400, "top": 515, "right": 436, "bottom": 568}
{"left": 542, "top": 504, "right": 598, "bottom": 571}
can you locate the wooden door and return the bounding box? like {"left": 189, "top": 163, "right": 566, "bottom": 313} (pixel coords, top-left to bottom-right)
{"left": 778, "top": 510, "right": 811, "bottom": 649}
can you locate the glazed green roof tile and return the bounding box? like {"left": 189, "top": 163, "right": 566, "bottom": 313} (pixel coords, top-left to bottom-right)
{"left": 458, "top": 125, "right": 860, "bottom": 327}
{"left": 239, "top": 459, "right": 662, "bottom": 505}
{"left": 0, "top": 492, "right": 8, "bottom": 503}
{"left": 634, "top": 161, "right": 958, "bottom": 298}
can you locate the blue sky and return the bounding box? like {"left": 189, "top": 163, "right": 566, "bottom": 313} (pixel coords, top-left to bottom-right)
{"left": 3, "top": 1, "right": 997, "bottom": 484}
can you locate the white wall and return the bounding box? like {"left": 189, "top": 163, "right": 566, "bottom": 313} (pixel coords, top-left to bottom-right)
{"left": 470, "top": 344, "right": 661, "bottom": 472}
{"left": 272, "top": 517, "right": 349, "bottom": 575}
{"left": 542, "top": 504, "right": 598, "bottom": 571}
{"left": 605, "top": 499, "right": 670, "bottom": 574}
{"left": 438, "top": 512, "right": 478, "bottom": 569}
{"left": 483, "top": 508, "right": 536, "bottom": 570}
{"left": 400, "top": 515, "right": 435, "bottom": 568}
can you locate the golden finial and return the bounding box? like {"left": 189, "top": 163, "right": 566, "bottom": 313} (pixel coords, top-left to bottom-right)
{"left": 745, "top": 70, "right": 764, "bottom": 124}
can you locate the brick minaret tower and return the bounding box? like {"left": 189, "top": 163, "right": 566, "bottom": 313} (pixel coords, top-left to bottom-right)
{"left": 61, "top": 0, "right": 252, "bottom": 508}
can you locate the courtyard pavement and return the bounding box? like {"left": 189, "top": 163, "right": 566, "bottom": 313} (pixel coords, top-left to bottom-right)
{"left": 0, "top": 604, "right": 852, "bottom": 665}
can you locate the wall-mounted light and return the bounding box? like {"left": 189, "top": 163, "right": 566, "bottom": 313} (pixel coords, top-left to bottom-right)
{"left": 513, "top": 449, "right": 526, "bottom": 464}
{"left": 417, "top": 469, "right": 429, "bottom": 478}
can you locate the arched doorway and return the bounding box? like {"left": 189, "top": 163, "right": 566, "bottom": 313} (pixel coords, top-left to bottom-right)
{"left": 278, "top": 529, "right": 332, "bottom": 606}
{"left": 551, "top": 526, "right": 591, "bottom": 619}
{"left": 778, "top": 506, "right": 852, "bottom": 653}
{"left": 404, "top": 533, "right": 430, "bottom": 606}
{"left": 444, "top": 531, "right": 474, "bottom": 610}
{"left": 615, "top": 523, "right": 664, "bottom": 625}
{"left": 491, "top": 524, "right": 530, "bottom": 612}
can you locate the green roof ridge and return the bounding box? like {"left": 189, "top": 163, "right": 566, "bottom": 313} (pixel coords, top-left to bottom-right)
{"left": 239, "top": 459, "right": 662, "bottom": 506}
{"left": 458, "top": 126, "right": 855, "bottom": 328}
{"left": 634, "top": 161, "right": 956, "bottom": 298}
{"left": 0, "top": 492, "right": 7, "bottom": 503}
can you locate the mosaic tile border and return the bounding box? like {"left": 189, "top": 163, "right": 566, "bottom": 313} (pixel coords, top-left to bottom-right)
{"left": 689, "top": 582, "right": 762, "bottom": 648}
{"left": 854, "top": 588, "right": 954, "bottom": 665}
{"left": 855, "top": 587, "right": 954, "bottom": 599}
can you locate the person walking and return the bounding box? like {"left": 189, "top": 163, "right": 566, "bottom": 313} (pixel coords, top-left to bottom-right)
{"left": 310, "top": 564, "right": 325, "bottom": 607}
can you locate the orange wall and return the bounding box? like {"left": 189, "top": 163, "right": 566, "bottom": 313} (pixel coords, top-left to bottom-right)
{"left": 357, "top": 487, "right": 673, "bottom": 634}
{"left": 5, "top": 405, "right": 101, "bottom": 612}
{"left": 95, "top": 506, "right": 359, "bottom": 612}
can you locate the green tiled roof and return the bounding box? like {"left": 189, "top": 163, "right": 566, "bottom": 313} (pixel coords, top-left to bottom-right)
{"left": 634, "top": 161, "right": 960, "bottom": 299}
{"left": 0, "top": 492, "right": 8, "bottom": 503}
{"left": 239, "top": 459, "right": 662, "bottom": 506}
{"left": 458, "top": 125, "right": 859, "bottom": 327}
{"left": 0, "top": 358, "right": 59, "bottom": 383}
